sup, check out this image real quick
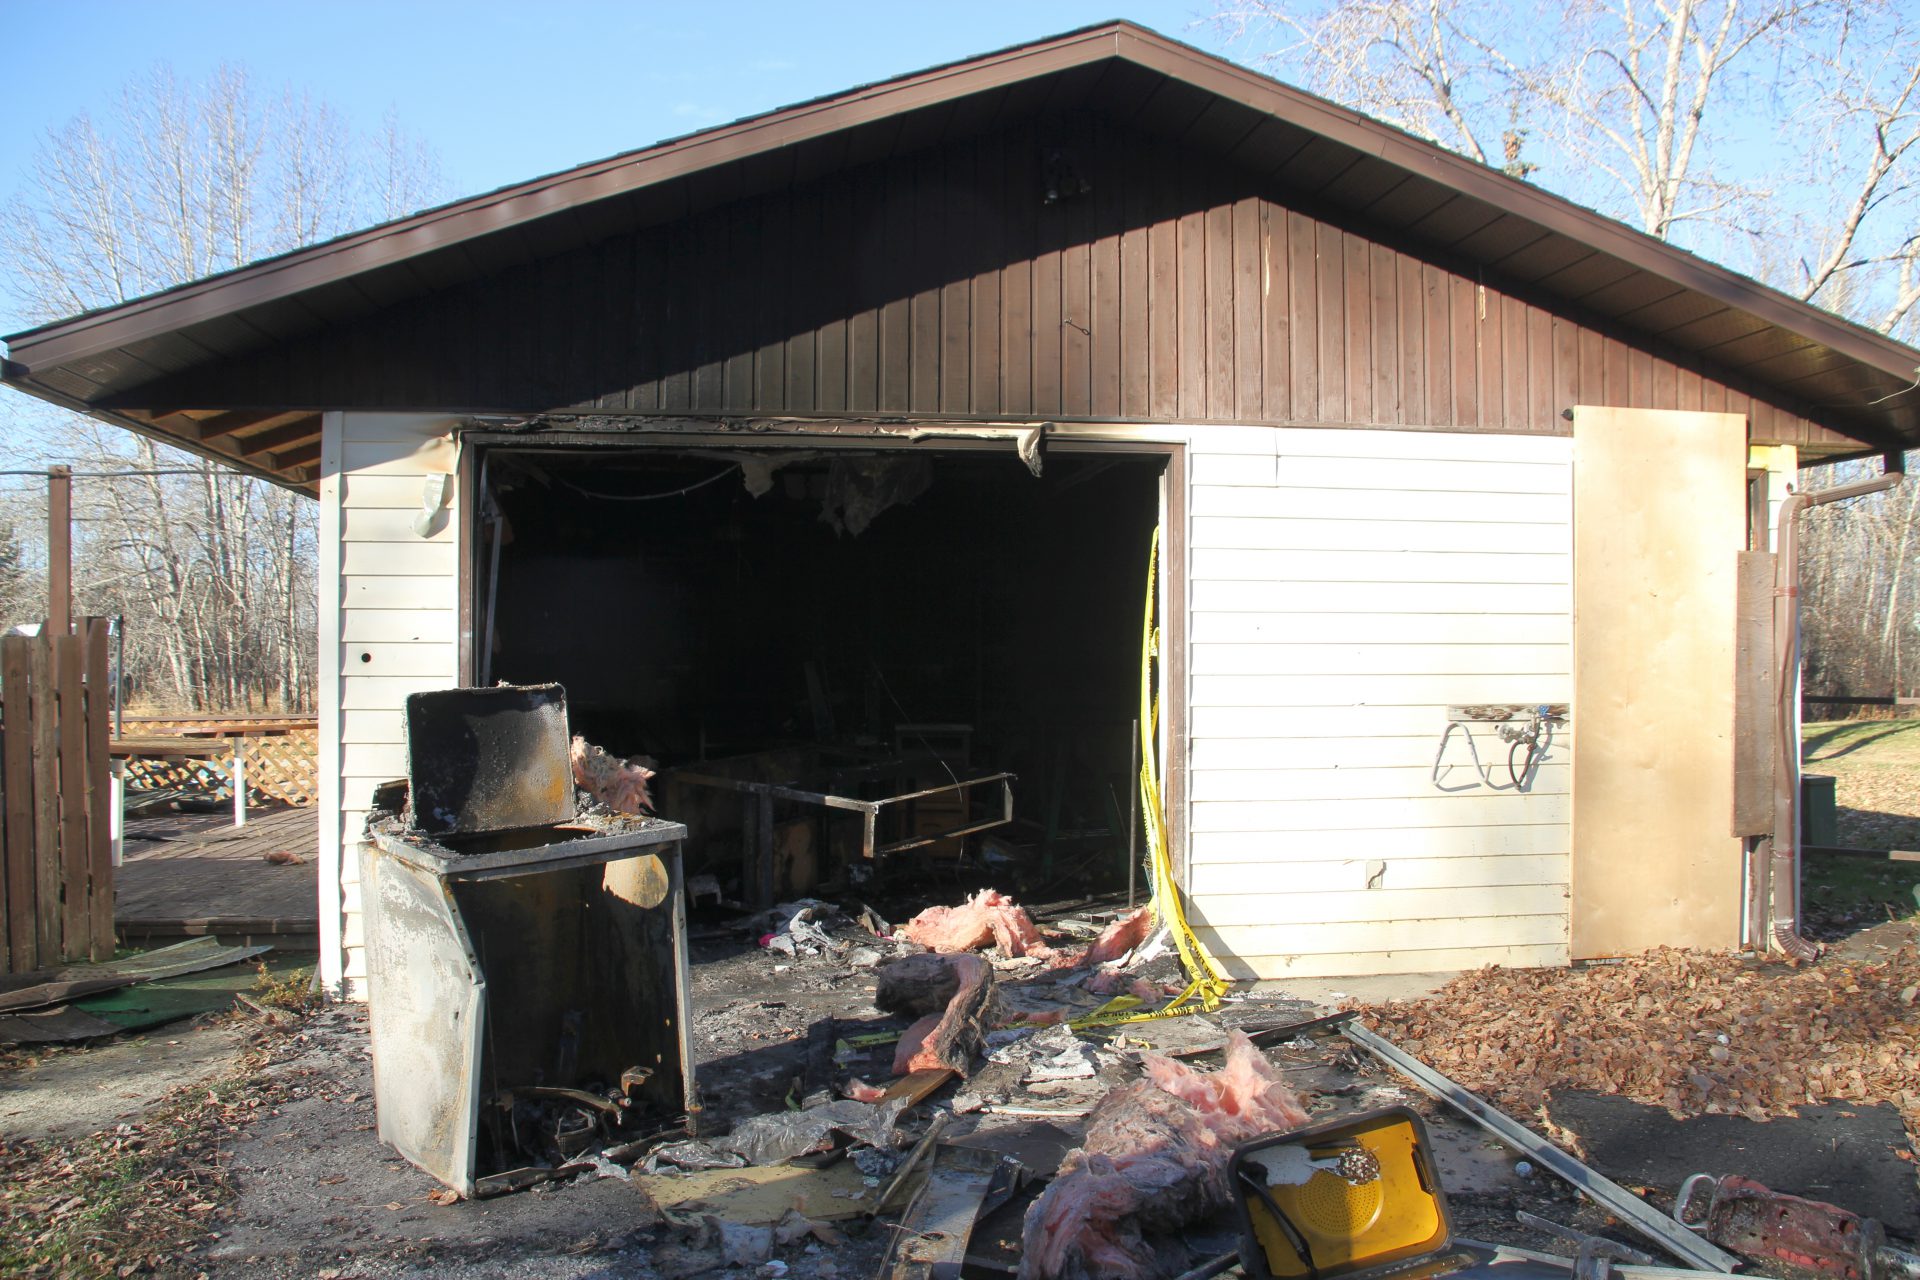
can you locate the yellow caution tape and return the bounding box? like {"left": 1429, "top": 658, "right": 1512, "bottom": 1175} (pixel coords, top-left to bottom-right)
{"left": 1138, "top": 527, "right": 1233, "bottom": 1011}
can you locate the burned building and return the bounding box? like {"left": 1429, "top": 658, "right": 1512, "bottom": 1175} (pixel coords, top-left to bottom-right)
{"left": 8, "top": 22, "right": 1920, "bottom": 995}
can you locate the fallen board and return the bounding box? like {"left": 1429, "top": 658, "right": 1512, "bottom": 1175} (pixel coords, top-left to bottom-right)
{"left": 0, "top": 937, "right": 273, "bottom": 1013}
{"left": 636, "top": 1158, "right": 875, "bottom": 1224}
{"left": 0, "top": 1005, "right": 123, "bottom": 1044}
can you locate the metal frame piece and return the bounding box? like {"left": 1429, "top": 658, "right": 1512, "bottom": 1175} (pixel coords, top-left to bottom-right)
{"left": 1342, "top": 1023, "right": 1740, "bottom": 1272}
{"left": 671, "top": 767, "right": 1015, "bottom": 906}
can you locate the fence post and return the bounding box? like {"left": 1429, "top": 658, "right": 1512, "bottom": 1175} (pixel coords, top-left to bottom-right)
{"left": 55, "top": 630, "right": 87, "bottom": 961}
{"left": 2, "top": 636, "right": 35, "bottom": 974}
{"left": 30, "top": 637, "right": 58, "bottom": 964}
{"left": 85, "top": 620, "right": 113, "bottom": 960}
{"left": 231, "top": 737, "right": 247, "bottom": 828}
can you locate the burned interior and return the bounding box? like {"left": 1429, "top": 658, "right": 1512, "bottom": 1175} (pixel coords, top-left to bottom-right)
{"left": 472, "top": 442, "right": 1165, "bottom": 913}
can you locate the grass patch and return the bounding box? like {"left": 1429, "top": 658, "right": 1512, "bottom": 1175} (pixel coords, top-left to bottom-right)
{"left": 1806, "top": 854, "right": 1920, "bottom": 925}
{"left": 249, "top": 962, "right": 320, "bottom": 1014}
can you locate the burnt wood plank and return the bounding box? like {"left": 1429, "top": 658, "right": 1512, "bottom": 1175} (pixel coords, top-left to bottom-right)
{"left": 1090, "top": 120, "right": 1123, "bottom": 419}
{"left": 788, "top": 184, "right": 820, "bottom": 414}
{"left": 1345, "top": 231, "right": 1371, "bottom": 422}
{"left": 817, "top": 172, "right": 852, "bottom": 414}
{"left": 1502, "top": 293, "right": 1527, "bottom": 429}
{"left": 1459, "top": 276, "right": 1486, "bottom": 430}
{"left": 971, "top": 135, "right": 1004, "bottom": 416}
{"left": 1177, "top": 197, "right": 1207, "bottom": 420}
{"left": 1032, "top": 173, "right": 1065, "bottom": 415}
{"left": 1553, "top": 316, "right": 1578, "bottom": 424}
{"left": 1059, "top": 118, "right": 1094, "bottom": 417}
{"left": 909, "top": 154, "right": 942, "bottom": 415}
{"left": 2, "top": 636, "right": 33, "bottom": 973}
{"left": 31, "top": 639, "right": 58, "bottom": 965}
{"left": 1206, "top": 202, "right": 1235, "bottom": 419}
{"left": 1528, "top": 303, "right": 1553, "bottom": 431}
{"left": 1231, "top": 198, "right": 1262, "bottom": 420}
{"left": 1000, "top": 128, "right": 1034, "bottom": 416}
{"left": 1261, "top": 202, "right": 1290, "bottom": 422}
{"left": 1288, "top": 210, "right": 1319, "bottom": 422}
{"left": 1371, "top": 242, "right": 1399, "bottom": 423}
{"left": 84, "top": 621, "right": 111, "bottom": 960}
{"left": 756, "top": 189, "right": 790, "bottom": 413}
{"left": 1119, "top": 139, "right": 1151, "bottom": 419}
{"left": 1397, "top": 252, "right": 1424, "bottom": 425}
{"left": 1147, "top": 172, "right": 1178, "bottom": 419}
{"left": 1316, "top": 222, "right": 1346, "bottom": 423}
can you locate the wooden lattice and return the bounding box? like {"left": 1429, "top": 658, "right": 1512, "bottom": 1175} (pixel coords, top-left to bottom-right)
{"left": 120, "top": 724, "right": 319, "bottom": 808}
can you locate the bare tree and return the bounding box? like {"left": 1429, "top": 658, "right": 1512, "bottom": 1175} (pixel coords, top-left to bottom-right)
{"left": 1212, "top": 0, "right": 1917, "bottom": 309}
{"left": 1215, "top": 0, "right": 1920, "bottom": 709}
{"left": 0, "top": 64, "right": 445, "bottom": 711}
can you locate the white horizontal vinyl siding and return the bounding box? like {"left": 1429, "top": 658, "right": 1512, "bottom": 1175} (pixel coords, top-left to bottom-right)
{"left": 1184, "top": 425, "right": 1572, "bottom": 979}
{"left": 321, "top": 413, "right": 462, "bottom": 997}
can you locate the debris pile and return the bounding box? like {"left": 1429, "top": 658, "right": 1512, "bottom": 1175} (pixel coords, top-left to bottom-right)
{"left": 1363, "top": 946, "right": 1920, "bottom": 1130}
{"left": 876, "top": 953, "right": 993, "bottom": 1077}
{"left": 1019, "top": 1030, "right": 1309, "bottom": 1280}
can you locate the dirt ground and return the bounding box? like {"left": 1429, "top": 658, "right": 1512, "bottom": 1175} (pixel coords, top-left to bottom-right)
{"left": 5, "top": 726, "right": 1918, "bottom": 1279}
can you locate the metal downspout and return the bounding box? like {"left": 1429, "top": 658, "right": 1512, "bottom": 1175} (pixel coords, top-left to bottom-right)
{"left": 1768, "top": 452, "right": 1906, "bottom": 959}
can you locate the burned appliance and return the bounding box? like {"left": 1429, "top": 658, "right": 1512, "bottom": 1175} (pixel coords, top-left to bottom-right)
{"left": 362, "top": 683, "right": 696, "bottom": 1197}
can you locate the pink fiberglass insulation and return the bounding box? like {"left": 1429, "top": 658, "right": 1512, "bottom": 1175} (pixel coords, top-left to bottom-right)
{"left": 899, "top": 889, "right": 1052, "bottom": 958}
{"left": 1017, "top": 1031, "right": 1309, "bottom": 1280}
{"left": 569, "top": 736, "right": 656, "bottom": 814}
{"left": 891, "top": 1014, "right": 943, "bottom": 1076}
{"left": 1081, "top": 906, "right": 1153, "bottom": 967}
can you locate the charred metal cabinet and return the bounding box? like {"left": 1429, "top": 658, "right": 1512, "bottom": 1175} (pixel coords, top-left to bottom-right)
{"left": 360, "top": 818, "right": 695, "bottom": 1196}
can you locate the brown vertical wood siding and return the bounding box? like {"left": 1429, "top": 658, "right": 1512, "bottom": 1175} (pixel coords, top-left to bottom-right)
{"left": 144, "top": 114, "right": 1834, "bottom": 448}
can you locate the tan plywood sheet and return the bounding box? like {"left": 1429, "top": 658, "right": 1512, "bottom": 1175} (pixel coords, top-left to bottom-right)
{"left": 1571, "top": 408, "right": 1746, "bottom": 957}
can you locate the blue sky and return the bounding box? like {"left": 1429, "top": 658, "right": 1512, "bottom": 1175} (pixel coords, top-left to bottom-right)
{"left": 2, "top": 1, "right": 1218, "bottom": 209}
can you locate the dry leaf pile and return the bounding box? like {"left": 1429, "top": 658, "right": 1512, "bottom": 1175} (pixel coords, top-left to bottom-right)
{"left": 1362, "top": 946, "right": 1920, "bottom": 1137}
{"left": 0, "top": 1013, "right": 329, "bottom": 1279}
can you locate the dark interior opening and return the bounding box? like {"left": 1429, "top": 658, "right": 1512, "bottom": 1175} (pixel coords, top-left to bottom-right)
{"left": 479, "top": 445, "right": 1161, "bottom": 907}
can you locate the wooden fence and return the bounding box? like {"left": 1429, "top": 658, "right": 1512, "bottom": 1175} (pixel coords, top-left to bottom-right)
{"left": 119, "top": 717, "right": 319, "bottom": 808}
{"left": 0, "top": 620, "right": 114, "bottom": 974}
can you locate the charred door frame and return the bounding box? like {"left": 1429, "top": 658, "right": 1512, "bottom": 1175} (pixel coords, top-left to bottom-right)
{"left": 453, "top": 423, "right": 1192, "bottom": 892}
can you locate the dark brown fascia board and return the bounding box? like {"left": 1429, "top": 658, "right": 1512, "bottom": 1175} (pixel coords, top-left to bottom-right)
{"left": 7, "top": 19, "right": 1917, "bottom": 428}
{"left": 1, "top": 26, "right": 1131, "bottom": 374}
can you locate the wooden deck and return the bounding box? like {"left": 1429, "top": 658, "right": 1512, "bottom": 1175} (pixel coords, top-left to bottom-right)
{"left": 116, "top": 805, "right": 318, "bottom": 950}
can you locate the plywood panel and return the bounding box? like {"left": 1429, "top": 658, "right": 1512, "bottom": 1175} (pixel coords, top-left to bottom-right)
{"left": 1571, "top": 407, "right": 1745, "bottom": 956}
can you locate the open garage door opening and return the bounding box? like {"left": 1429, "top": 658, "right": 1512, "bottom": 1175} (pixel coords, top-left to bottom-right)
{"left": 471, "top": 442, "right": 1171, "bottom": 919}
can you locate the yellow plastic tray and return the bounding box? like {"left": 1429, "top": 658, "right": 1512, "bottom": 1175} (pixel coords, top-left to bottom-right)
{"left": 1231, "top": 1106, "right": 1454, "bottom": 1280}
